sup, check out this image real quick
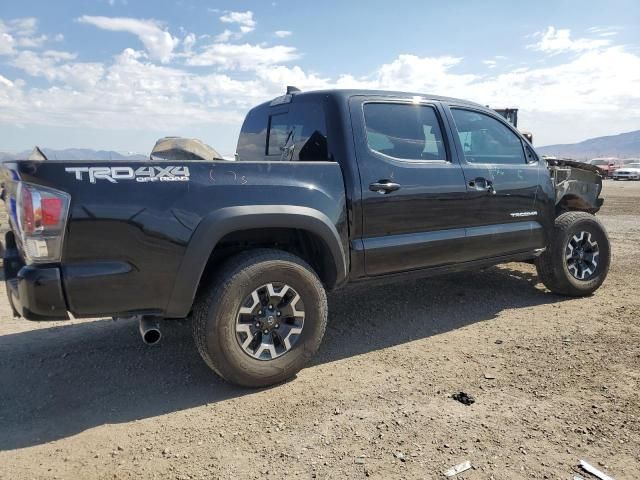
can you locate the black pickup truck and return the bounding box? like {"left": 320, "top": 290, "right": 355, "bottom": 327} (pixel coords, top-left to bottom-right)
{"left": 1, "top": 88, "right": 610, "bottom": 387}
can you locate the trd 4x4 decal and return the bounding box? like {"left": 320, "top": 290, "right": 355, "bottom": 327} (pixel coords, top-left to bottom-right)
{"left": 65, "top": 166, "right": 190, "bottom": 183}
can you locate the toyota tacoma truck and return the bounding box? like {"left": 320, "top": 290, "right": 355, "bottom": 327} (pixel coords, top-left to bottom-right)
{"left": 1, "top": 88, "right": 610, "bottom": 387}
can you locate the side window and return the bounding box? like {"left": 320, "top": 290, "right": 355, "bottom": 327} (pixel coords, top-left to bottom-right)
{"left": 266, "top": 103, "right": 329, "bottom": 161}
{"left": 363, "top": 103, "right": 446, "bottom": 161}
{"left": 450, "top": 108, "right": 526, "bottom": 164}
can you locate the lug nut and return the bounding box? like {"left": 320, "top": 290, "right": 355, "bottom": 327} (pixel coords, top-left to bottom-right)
{"left": 269, "top": 305, "right": 273, "bottom": 310}
{"left": 276, "top": 311, "right": 281, "bottom": 316}
{"left": 263, "top": 330, "right": 268, "bottom": 334}
{"left": 258, "top": 310, "right": 262, "bottom": 315}
{"left": 255, "top": 322, "right": 260, "bottom": 327}
{"left": 275, "top": 323, "right": 280, "bottom": 328}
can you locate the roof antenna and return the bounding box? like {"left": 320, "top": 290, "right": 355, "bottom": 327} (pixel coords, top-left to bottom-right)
{"left": 286, "top": 86, "right": 301, "bottom": 94}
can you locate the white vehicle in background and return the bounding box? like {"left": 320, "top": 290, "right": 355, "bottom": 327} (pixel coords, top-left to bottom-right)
{"left": 612, "top": 161, "right": 640, "bottom": 180}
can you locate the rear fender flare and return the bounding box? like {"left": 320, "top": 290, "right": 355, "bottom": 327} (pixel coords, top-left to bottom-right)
{"left": 165, "top": 205, "right": 347, "bottom": 317}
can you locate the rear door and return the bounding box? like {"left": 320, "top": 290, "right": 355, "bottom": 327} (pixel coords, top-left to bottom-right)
{"left": 349, "top": 96, "right": 472, "bottom": 276}
{"left": 444, "top": 105, "right": 547, "bottom": 259}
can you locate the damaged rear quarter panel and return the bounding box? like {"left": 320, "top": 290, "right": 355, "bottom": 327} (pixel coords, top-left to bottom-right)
{"left": 546, "top": 158, "right": 604, "bottom": 213}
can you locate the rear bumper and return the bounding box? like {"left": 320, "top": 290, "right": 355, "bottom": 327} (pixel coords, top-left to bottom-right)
{"left": 4, "top": 232, "right": 69, "bottom": 321}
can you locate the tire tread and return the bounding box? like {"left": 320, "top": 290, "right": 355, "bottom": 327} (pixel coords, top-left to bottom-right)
{"left": 535, "top": 211, "right": 610, "bottom": 296}
{"left": 191, "top": 248, "right": 327, "bottom": 386}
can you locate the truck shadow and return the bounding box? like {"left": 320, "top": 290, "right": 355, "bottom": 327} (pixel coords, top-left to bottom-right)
{"left": 0, "top": 264, "right": 563, "bottom": 451}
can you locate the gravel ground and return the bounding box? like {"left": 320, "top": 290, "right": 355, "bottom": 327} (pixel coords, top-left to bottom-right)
{"left": 0, "top": 180, "right": 639, "bottom": 480}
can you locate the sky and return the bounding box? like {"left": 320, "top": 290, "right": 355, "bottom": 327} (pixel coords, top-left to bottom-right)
{"left": 1, "top": 1, "right": 639, "bottom": 156}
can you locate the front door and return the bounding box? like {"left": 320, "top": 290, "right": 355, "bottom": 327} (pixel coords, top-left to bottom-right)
{"left": 444, "top": 106, "right": 547, "bottom": 259}
{"left": 349, "top": 97, "right": 471, "bottom": 276}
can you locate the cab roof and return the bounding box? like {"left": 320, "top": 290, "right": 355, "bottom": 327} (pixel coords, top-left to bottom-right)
{"left": 262, "top": 88, "right": 485, "bottom": 109}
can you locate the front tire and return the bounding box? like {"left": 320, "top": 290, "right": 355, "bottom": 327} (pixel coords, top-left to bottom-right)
{"left": 535, "top": 212, "right": 610, "bottom": 296}
{"left": 192, "top": 249, "right": 328, "bottom": 387}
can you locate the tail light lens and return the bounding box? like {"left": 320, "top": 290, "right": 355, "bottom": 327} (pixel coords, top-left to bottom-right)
{"left": 16, "top": 182, "right": 70, "bottom": 264}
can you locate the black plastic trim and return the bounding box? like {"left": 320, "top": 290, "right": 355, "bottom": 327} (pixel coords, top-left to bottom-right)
{"left": 165, "top": 205, "right": 348, "bottom": 318}
{"left": 8, "top": 265, "right": 69, "bottom": 320}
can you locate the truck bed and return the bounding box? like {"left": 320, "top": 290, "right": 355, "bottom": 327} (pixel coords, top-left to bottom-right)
{"left": 1, "top": 160, "right": 347, "bottom": 319}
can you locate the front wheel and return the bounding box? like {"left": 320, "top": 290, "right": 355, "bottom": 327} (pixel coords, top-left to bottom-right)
{"left": 192, "top": 249, "right": 328, "bottom": 387}
{"left": 535, "top": 212, "right": 611, "bottom": 296}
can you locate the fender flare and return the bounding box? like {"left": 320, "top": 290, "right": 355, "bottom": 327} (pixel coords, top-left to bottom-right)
{"left": 165, "top": 205, "right": 347, "bottom": 317}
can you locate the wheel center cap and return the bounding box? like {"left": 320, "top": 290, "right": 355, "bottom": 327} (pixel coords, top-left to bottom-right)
{"left": 266, "top": 315, "right": 275, "bottom": 326}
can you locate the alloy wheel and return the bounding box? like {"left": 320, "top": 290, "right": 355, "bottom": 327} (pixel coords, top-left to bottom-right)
{"left": 565, "top": 231, "right": 600, "bottom": 280}
{"left": 235, "top": 283, "right": 305, "bottom": 360}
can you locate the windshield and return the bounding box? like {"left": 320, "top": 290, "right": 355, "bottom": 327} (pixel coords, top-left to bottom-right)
{"left": 590, "top": 160, "right": 608, "bottom": 165}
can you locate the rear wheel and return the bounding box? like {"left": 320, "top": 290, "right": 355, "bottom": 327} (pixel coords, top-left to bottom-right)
{"left": 535, "top": 212, "right": 610, "bottom": 296}
{"left": 192, "top": 249, "right": 327, "bottom": 387}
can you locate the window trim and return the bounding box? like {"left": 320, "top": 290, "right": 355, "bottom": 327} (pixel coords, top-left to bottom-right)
{"left": 447, "top": 105, "right": 530, "bottom": 166}
{"left": 360, "top": 100, "right": 451, "bottom": 164}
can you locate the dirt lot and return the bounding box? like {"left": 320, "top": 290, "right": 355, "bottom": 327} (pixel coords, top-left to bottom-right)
{"left": 1, "top": 181, "right": 639, "bottom": 480}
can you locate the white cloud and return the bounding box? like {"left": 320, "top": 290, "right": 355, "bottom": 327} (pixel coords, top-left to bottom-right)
{"left": 14, "top": 33, "right": 49, "bottom": 48}
{"left": 77, "top": 15, "right": 179, "bottom": 63}
{"left": 219, "top": 10, "right": 256, "bottom": 31}
{"left": 0, "top": 32, "right": 16, "bottom": 55}
{"left": 186, "top": 42, "right": 299, "bottom": 70}
{"left": 182, "top": 32, "right": 196, "bottom": 53}
{"left": 587, "top": 26, "right": 620, "bottom": 37}
{"left": 0, "top": 20, "right": 639, "bottom": 150}
{"left": 364, "top": 55, "right": 478, "bottom": 93}
{"left": 0, "top": 17, "right": 61, "bottom": 55}
{"left": 528, "top": 26, "right": 610, "bottom": 54}
{"left": 43, "top": 50, "right": 78, "bottom": 61}
{"left": 11, "top": 50, "right": 105, "bottom": 88}
{"left": 217, "top": 10, "right": 256, "bottom": 39}
{"left": 214, "top": 29, "right": 233, "bottom": 42}
{"left": 274, "top": 30, "right": 292, "bottom": 38}
{"left": 9, "top": 17, "right": 38, "bottom": 37}
{"left": 0, "top": 74, "right": 14, "bottom": 87}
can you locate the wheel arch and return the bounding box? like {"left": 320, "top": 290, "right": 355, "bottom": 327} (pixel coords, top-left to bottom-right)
{"left": 165, "top": 205, "right": 347, "bottom": 318}
{"left": 556, "top": 193, "right": 601, "bottom": 215}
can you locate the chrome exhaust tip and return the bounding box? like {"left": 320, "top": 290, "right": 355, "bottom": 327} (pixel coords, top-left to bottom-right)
{"left": 139, "top": 316, "right": 162, "bottom": 345}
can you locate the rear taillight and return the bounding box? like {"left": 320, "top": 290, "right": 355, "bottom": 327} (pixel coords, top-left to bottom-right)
{"left": 16, "top": 182, "right": 70, "bottom": 264}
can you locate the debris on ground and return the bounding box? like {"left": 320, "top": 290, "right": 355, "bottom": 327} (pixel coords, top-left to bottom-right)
{"left": 579, "top": 460, "right": 615, "bottom": 480}
{"left": 444, "top": 460, "right": 472, "bottom": 477}
{"left": 452, "top": 392, "right": 475, "bottom": 405}
{"left": 393, "top": 452, "right": 406, "bottom": 462}
{"left": 484, "top": 373, "right": 496, "bottom": 380}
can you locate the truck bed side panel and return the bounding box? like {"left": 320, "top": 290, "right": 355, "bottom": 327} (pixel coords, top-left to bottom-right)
{"left": 6, "top": 160, "right": 347, "bottom": 317}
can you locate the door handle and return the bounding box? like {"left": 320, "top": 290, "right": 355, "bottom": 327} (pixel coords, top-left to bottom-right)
{"left": 369, "top": 180, "right": 401, "bottom": 194}
{"left": 468, "top": 177, "right": 496, "bottom": 195}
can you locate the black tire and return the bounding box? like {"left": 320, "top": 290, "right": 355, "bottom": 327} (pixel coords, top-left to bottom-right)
{"left": 192, "top": 248, "right": 328, "bottom": 387}
{"left": 535, "top": 211, "right": 610, "bottom": 296}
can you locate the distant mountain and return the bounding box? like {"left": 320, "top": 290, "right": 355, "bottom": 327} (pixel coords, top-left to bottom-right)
{"left": 536, "top": 130, "right": 640, "bottom": 160}
{"left": 0, "top": 147, "right": 148, "bottom": 161}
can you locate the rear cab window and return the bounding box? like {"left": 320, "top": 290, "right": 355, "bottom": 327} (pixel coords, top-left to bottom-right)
{"left": 236, "top": 97, "right": 330, "bottom": 162}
